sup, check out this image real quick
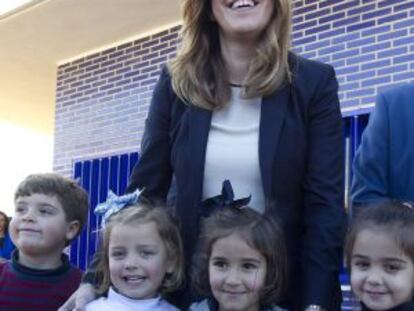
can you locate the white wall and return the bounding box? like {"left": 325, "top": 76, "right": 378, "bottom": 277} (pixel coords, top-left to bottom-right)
{"left": 0, "top": 121, "right": 53, "bottom": 216}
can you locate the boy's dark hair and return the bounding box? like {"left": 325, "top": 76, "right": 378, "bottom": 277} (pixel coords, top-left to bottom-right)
{"left": 345, "top": 200, "right": 414, "bottom": 269}
{"left": 192, "top": 207, "right": 289, "bottom": 306}
{"left": 95, "top": 203, "right": 185, "bottom": 296}
{"left": 14, "top": 173, "right": 89, "bottom": 243}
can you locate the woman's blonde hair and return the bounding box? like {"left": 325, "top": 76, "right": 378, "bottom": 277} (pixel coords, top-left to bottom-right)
{"left": 95, "top": 204, "right": 185, "bottom": 296}
{"left": 169, "top": 0, "right": 292, "bottom": 110}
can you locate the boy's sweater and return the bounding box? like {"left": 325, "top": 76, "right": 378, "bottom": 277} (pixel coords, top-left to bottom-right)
{"left": 0, "top": 250, "right": 82, "bottom": 310}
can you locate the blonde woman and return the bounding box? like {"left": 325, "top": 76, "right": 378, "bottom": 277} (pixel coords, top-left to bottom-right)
{"left": 60, "top": 1, "right": 346, "bottom": 310}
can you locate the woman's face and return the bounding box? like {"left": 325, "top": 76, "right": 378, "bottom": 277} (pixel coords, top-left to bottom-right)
{"left": 211, "top": 0, "right": 274, "bottom": 41}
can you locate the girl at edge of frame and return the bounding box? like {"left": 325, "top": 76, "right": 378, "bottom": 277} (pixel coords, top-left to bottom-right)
{"left": 0, "top": 211, "right": 15, "bottom": 261}
{"left": 84, "top": 204, "right": 185, "bottom": 311}
{"left": 345, "top": 201, "right": 414, "bottom": 311}
{"left": 189, "top": 206, "right": 289, "bottom": 311}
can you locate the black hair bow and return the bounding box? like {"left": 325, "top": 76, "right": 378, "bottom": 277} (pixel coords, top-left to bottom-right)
{"left": 200, "top": 180, "right": 251, "bottom": 217}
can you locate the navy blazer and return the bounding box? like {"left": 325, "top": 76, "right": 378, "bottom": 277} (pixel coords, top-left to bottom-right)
{"left": 127, "top": 54, "right": 346, "bottom": 310}
{"left": 352, "top": 84, "right": 414, "bottom": 206}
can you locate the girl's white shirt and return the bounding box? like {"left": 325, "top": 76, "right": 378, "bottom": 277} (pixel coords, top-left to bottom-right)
{"left": 85, "top": 287, "right": 180, "bottom": 311}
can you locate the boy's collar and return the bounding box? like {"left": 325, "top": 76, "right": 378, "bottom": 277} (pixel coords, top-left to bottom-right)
{"left": 11, "top": 250, "right": 71, "bottom": 277}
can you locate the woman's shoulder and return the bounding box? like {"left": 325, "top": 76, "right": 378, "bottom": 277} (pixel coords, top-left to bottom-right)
{"left": 288, "top": 52, "right": 338, "bottom": 103}
{"left": 290, "top": 52, "right": 334, "bottom": 74}
{"left": 151, "top": 64, "right": 185, "bottom": 110}
{"left": 289, "top": 53, "right": 336, "bottom": 88}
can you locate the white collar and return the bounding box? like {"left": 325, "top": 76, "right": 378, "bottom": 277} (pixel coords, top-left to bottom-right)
{"left": 107, "top": 287, "right": 162, "bottom": 310}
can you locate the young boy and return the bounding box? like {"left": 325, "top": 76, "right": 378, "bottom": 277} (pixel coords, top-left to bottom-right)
{"left": 0, "top": 173, "right": 89, "bottom": 310}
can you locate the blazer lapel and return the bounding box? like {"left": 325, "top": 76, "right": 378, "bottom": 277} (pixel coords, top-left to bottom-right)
{"left": 260, "top": 86, "right": 290, "bottom": 199}
{"left": 189, "top": 105, "right": 212, "bottom": 202}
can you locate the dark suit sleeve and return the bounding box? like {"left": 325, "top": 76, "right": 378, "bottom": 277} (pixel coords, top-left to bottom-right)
{"left": 351, "top": 93, "right": 390, "bottom": 207}
{"left": 126, "top": 66, "right": 173, "bottom": 201}
{"left": 302, "top": 65, "right": 346, "bottom": 308}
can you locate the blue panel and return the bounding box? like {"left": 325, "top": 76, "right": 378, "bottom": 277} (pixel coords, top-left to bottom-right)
{"left": 99, "top": 158, "right": 109, "bottom": 209}
{"left": 71, "top": 162, "right": 83, "bottom": 266}
{"left": 78, "top": 161, "right": 91, "bottom": 270}
{"left": 128, "top": 152, "right": 139, "bottom": 178}
{"left": 343, "top": 117, "right": 352, "bottom": 212}
{"left": 74, "top": 162, "right": 82, "bottom": 180}
{"left": 119, "top": 154, "right": 129, "bottom": 195}
{"left": 129, "top": 152, "right": 139, "bottom": 172}
{"left": 351, "top": 115, "right": 360, "bottom": 157}
{"left": 109, "top": 156, "right": 119, "bottom": 194}
{"left": 87, "top": 159, "right": 100, "bottom": 268}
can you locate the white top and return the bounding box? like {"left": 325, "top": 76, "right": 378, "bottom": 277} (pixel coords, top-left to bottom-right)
{"left": 85, "top": 287, "right": 180, "bottom": 311}
{"left": 203, "top": 86, "right": 265, "bottom": 213}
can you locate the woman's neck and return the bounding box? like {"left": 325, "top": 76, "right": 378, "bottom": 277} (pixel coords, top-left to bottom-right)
{"left": 219, "top": 34, "right": 258, "bottom": 85}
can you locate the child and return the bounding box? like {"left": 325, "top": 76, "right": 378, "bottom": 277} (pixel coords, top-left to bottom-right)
{"left": 85, "top": 200, "right": 185, "bottom": 311}
{"left": 345, "top": 201, "right": 414, "bottom": 311}
{"left": 0, "top": 210, "right": 15, "bottom": 260}
{"left": 190, "top": 206, "right": 289, "bottom": 311}
{"left": 0, "top": 173, "right": 89, "bottom": 310}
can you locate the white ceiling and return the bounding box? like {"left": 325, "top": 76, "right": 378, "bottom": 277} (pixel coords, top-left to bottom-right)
{"left": 0, "top": 0, "right": 181, "bottom": 133}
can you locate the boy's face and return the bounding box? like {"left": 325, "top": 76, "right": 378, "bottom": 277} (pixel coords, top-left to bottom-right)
{"left": 10, "top": 193, "right": 79, "bottom": 259}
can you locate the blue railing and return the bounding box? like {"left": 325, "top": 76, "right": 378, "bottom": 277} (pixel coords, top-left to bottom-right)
{"left": 71, "top": 152, "right": 139, "bottom": 269}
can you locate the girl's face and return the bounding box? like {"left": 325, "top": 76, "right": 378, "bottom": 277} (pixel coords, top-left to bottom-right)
{"left": 209, "top": 232, "right": 266, "bottom": 311}
{"left": 211, "top": 0, "right": 274, "bottom": 42}
{"left": 108, "top": 222, "right": 173, "bottom": 299}
{"left": 350, "top": 229, "right": 414, "bottom": 310}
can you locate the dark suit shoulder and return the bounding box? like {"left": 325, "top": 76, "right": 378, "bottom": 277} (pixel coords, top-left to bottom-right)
{"left": 290, "top": 53, "right": 335, "bottom": 81}
{"left": 381, "top": 83, "right": 414, "bottom": 98}
{"left": 379, "top": 83, "right": 414, "bottom": 112}
{"left": 288, "top": 53, "right": 338, "bottom": 107}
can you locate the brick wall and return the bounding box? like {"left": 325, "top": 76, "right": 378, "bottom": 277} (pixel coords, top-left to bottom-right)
{"left": 292, "top": 0, "right": 414, "bottom": 115}
{"left": 54, "top": 0, "right": 414, "bottom": 175}
{"left": 54, "top": 25, "right": 180, "bottom": 176}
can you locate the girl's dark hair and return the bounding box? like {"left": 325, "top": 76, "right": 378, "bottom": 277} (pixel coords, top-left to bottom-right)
{"left": 192, "top": 207, "right": 288, "bottom": 306}
{"left": 0, "top": 211, "right": 10, "bottom": 235}
{"left": 95, "top": 203, "right": 185, "bottom": 296}
{"left": 345, "top": 200, "right": 414, "bottom": 269}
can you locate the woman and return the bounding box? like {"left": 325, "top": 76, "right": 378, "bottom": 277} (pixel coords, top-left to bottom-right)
{"left": 60, "top": 1, "right": 346, "bottom": 310}
{"left": 0, "top": 211, "right": 15, "bottom": 260}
